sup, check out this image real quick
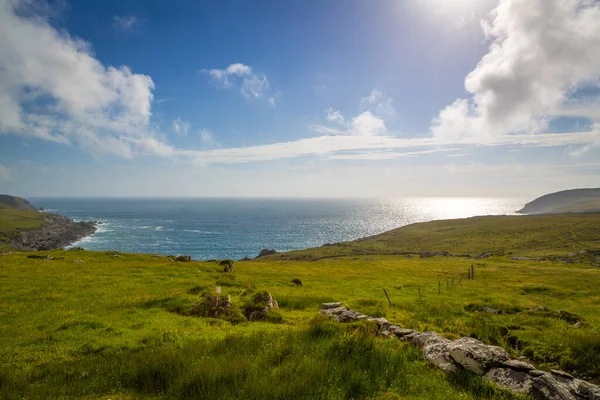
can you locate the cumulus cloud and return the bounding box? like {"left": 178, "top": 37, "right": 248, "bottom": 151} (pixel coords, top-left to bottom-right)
{"left": 0, "top": 0, "right": 168, "bottom": 157}
{"left": 0, "top": 164, "right": 10, "bottom": 181}
{"left": 361, "top": 90, "right": 395, "bottom": 116}
{"left": 201, "top": 63, "right": 273, "bottom": 103}
{"left": 112, "top": 15, "right": 140, "bottom": 32}
{"left": 431, "top": 0, "right": 600, "bottom": 140}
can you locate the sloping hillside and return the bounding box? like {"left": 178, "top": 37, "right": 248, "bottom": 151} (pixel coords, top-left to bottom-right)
{"left": 518, "top": 188, "right": 600, "bottom": 214}
{"left": 0, "top": 194, "right": 39, "bottom": 211}
{"left": 260, "top": 213, "right": 600, "bottom": 260}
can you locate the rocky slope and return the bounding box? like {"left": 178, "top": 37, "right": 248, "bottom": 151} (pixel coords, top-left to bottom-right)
{"left": 9, "top": 214, "right": 97, "bottom": 251}
{"left": 518, "top": 188, "right": 600, "bottom": 214}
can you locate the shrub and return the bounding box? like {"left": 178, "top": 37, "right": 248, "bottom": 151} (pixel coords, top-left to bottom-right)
{"left": 291, "top": 278, "right": 303, "bottom": 286}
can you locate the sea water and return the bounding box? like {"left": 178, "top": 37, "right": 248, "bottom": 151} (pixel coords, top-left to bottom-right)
{"left": 30, "top": 197, "right": 525, "bottom": 260}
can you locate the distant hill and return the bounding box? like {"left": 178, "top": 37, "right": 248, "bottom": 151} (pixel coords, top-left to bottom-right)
{"left": 518, "top": 188, "right": 600, "bottom": 214}
{"left": 0, "top": 195, "right": 38, "bottom": 211}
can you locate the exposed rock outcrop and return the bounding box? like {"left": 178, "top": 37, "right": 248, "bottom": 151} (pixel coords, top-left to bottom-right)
{"left": 320, "top": 302, "right": 600, "bottom": 400}
{"left": 10, "top": 214, "right": 97, "bottom": 251}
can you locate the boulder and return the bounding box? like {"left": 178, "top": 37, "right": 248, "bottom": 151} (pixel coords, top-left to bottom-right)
{"left": 320, "top": 307, "right": 347, "bottom": 316}
{"left": 531, "top": 372, "right": 575, "bottom": 400}
{"left": 501, "top": 359, "right": 535, "bottom": 372}
{"left": 423, "top": 342, "right": 457, "bottom": 373}
{"left": 447, "top": 337, "right": 511, "bottom": 375}
{"left": 485, "top": 368, "right": 535, "bottom": 395}
{"left": 411, "top": 332, "right": 450, "bottom": 349}
{"left": 322, "top": 302, "right": 342, "bottom": 309}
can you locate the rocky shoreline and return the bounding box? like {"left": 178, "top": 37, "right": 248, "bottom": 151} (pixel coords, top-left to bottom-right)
{"left": 10, "top": 214, "right": 97, "bottom": 251}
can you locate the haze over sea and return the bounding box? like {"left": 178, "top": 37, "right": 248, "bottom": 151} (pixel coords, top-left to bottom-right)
{"left": 31, "top": 198, "right": 525, "bottom": 260}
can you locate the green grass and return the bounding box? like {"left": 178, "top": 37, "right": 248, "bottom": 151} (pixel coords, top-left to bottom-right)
{"left": 0, "top": 208, "right": 46, "bottom": 234}
{"left": 262, "top": 213, "right": 600, "bottom": 260}
{"left": 1, "top": 213, "right": 600, "bottom": 398}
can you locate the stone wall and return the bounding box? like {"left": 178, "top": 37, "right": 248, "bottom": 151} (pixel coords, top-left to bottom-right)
{"left": 320, "top": 302, "right": 600, "bottom": 400}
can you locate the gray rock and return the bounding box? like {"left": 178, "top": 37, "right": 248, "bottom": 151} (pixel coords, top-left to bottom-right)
{"left": 575, "top": 379, "right": 600, "bottom": 399}
{"left": 322, "top": 302, "right": 342, "bottom": 309}
{"left": 551, "top": 370, "right": 574, "bottom": 379}
{"left": 411, "top": 332, "right": 450, "bottom": 349}
{"left": 529, "top": 370, "right": 546, "bottom": 377}
{"left": 501, "top": 359, "right": 536, "bottom": 371}
{"left": 256, "top": 248, "right": 277, "bottom": 258}
{"left": 485, "top": 368, "right": 535, "bottom": 395}
{"left": 320, "top": 307, "right": 347, "bottom": 316}
{"left": 531, "top": 372, "right": 575, "bottom": 400}
{"left": 477, "top": 307, "right": 498, "bottom": 314}
{"left": 423, "top": 342, "right": 457, "bottom": 373}
{"left": 447, "top": 337, "right": 511, "bottom": 375}
{"left": 337, "top": 310, "right": 366, "bottom": 322}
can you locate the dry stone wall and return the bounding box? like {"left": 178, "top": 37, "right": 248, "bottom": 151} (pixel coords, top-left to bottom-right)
{"left": 320, "top": 303, "right": 600, "bottom": 400}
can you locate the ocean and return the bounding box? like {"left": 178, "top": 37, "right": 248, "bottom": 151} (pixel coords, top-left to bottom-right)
{"left": 31, "top": 197, "right": 525, "bottom": 260}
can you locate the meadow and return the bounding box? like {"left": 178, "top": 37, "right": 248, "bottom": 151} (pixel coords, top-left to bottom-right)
{"left": 1, "top": 213, "right": 599, "bottom": 399}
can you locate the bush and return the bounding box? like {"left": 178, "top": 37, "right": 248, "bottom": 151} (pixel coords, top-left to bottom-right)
{"left": 291, "top": 278, "right": 303, "bottom": 286}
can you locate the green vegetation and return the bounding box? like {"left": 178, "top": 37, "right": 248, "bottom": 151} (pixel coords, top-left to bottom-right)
{"left": 263, "top": 213, "right": 600, "bottom": 260}
{"left": 0, "top": 194, "right": 38, "bottom": 211}
{"left": 1, "top": 212, "right": 599, "bottom": 398}
{"left": 518, "top": 188, "right": 600, "bottom": 214}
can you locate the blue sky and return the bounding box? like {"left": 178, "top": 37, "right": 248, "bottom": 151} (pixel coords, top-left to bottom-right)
{"left": 0, "top": 0, "right": 599, "bottom": 197}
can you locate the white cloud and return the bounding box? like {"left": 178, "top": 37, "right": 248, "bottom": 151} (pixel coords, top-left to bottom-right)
{"left": 325, "top": 108, "right": 344, "bottom": 124}
{"left": 0, "top": 164, "right": 10, "bottom": 181}
{"left": 0, "top": 0, "right": 166, "bottom": 157}
{"left": 361, "top": 90, "right": 395, "bottom": 116}
{"left": 201, "top": 63, "right": 273, "bottom": 102}
{"left": 172, "top": 118, "right": 190, "bottom": 136}
{"left": 312, "top": 111, "right": 387, "bottom": 137}
{"left": 349, "top": 112, "right": 386, "bottom": 137}
{"left": 432, "top": 0, "right": 600, "bottom": 140}
{"left": 112, "top": 15, "right": 140, "bottom": 32}
{"left": 176, "top": 130, "right": 598, "bottom": 165}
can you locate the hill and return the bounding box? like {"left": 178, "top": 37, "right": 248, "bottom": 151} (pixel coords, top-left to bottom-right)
{"left": 260, "top": 213, "right": 600, "bottom": 261}
{"left": 0, "top": 194, "right": 39, "bottom": 211}
{"left": 518, "top": 188, "right": 600, "bottom": 214}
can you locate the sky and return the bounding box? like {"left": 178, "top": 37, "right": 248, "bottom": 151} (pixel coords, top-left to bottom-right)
{"left": 0, "top": 0, "right": 599, "bottom": 198}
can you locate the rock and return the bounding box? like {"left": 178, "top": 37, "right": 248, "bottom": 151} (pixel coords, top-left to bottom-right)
{"left": 501, "top": 359, "right": 535, "bottom": 371}
{"left": 477, "top": 307, "right": 498, "bottom": 314}
{"left": 485, "top": 368, "right": 535, "bottom": 395}
{"left": 71, "top": 259, "right": 84, "bottom": 263}
{"left": 476, "top": 251, "right": 493, "bottom": 259}
{"left": 239, "top": 255, "right": 252, "bottom": 261}
{"left": 337, "top": 310, "right": 367, "bottom": 323}
{"left": 531, "top": 372, "right": 575, "bottom": 400}
{"left": 320, "top": 306, "right": 347, "bottom": 316}
{"left": 447, "top": 337, "right": 511, "bottom": 375}
{"left": 174, "top": 255, "right": 192, "bottom": 262}
{"left": 423, "top": 342, "right": 457, "bottom": 373}
{"left": 256, "top": 249, "right": 277, "bottom": 258}
{"left": 529, "top": 370, "right": 546, "bottom": 377}
{"left": 551, "top": 370, "right": 574, "bottom": 380}
{"left": 389, "top": 327, "right": 417, "bottom": 339}
{"left": 322, "top": 302, "right": 342, "bottom": 309}
{"left": 573, "top": 322, "right": 582, "bottom": 328}
{"left": 411, "top": 332, "right": 450, "bottom": 349}
{"left": 575, "top": 380, "right": 600, "bottom": 399}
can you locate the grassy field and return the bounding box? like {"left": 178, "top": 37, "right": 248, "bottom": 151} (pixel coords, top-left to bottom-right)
{"left": 1, "top": 213, "right": 599, "bottom": 398}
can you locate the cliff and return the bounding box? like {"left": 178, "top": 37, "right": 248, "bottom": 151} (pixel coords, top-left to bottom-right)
{"left": 518, "top": 188, "right": 600, "bottom": 214}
